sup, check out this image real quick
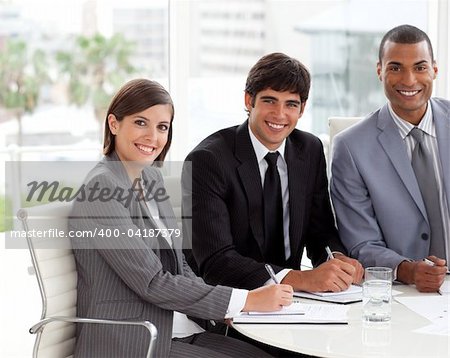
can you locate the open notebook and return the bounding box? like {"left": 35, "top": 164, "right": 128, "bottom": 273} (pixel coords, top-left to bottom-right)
{"left": 294, "top": 284, "right": 362, "bottom": 304}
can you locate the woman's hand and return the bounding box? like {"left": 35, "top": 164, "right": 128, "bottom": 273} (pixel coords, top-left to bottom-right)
{"left": 242, "top": 284, "right": 293, "bottom": 312}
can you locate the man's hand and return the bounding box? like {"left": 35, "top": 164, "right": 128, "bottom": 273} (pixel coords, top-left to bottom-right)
{"left": 333, "top": 253, "right": 364, "bottom": 284}
{"left": 243, "top": 284, "right": 293, "bottom": 312}
{"left": 398, "top": 256, "right": 447, "bottom": 292}
{"left": 281, "top": 259, "right": 355, "bottom": 292}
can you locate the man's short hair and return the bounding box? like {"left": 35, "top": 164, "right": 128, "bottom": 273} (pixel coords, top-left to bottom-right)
{"left": 245, "top": 52, "right": 311, "bottom": 105}
{"left": 378, "top": 24, "right": 434, "bottom": 63}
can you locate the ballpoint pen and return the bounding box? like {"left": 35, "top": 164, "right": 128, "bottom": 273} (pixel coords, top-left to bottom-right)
{"left": 423, "top": 258, "right": 450, "bottom": 274}
{"left": 325, "top": 246, "right": 334, "bottom": 261}
{"left": 423, "top": 258, "right": 435, "bottom": 266}
{"left": 265, "top": 264, "right": 280, "bottom": 284}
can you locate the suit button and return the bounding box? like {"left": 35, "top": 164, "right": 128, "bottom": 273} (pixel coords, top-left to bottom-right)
{"left": 421, "top": 233, "right": 429, "bottom": 241}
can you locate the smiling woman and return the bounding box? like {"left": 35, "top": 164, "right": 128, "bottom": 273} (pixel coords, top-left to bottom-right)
{"left": 103, "top": 79, "right": 174, "bottom": 165}
{"left": 67, "top": 78, "right": 294, "bottom": 358}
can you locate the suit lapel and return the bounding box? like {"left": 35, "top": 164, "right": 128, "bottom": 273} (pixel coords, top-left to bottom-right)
{"left": 377, "top": 105, "right": 428, "bottom": 219}
{"left": 285, "top": 136, "right": 307, "bottom": 260}
{"left": 432, "top": 99, "right": 450, "bottom": 211}
{"left": 235, "top": 122, "right": 266, "bottom": 254}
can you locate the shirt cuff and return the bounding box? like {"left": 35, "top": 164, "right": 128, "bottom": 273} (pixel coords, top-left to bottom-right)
{"left": 263, "top": 268, "right": 292, "bottom": 286}
{"left": 225, "top": 288, "right": 248, "bottom": 319}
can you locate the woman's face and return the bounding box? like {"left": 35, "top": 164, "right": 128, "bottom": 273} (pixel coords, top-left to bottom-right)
{"left": 108, "top": 104, "right": 172, "bottom": 166}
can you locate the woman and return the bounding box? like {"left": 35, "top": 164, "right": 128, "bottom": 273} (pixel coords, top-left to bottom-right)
{"left": 69, "top": 79, "right": 293, "bottom": 358}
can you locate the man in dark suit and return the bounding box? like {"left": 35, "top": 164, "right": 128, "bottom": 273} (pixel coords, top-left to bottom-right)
{"left": 182, "top": 53, "right": 363, "bottom": 292}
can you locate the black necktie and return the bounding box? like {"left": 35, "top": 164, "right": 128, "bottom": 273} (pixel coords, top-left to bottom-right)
{"left": 409, "top": 127, "right": 445, "bottom": 258}
{"left": 263, "top": 152, "right": 285, "bottom": 266}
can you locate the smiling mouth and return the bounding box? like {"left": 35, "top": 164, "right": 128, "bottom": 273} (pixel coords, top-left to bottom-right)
{"left": 397, "top": 90, "right": 421, "bottom": 97}
{"left": 266, "top": 121, "right": 286, "bottom": 130}
{"left": 136, "top": 144, "right": 156, "bottom": 154}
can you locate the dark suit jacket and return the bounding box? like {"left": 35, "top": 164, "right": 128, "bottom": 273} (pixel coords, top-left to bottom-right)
{"left": 69, "top": 153, "right": 232, "bottom": 358}
{"left": 182, "top": 121, "right": 345, "bottom": 290}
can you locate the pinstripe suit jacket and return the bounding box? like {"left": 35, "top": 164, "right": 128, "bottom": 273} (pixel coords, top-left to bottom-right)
{"left": 68, "top": 153, "right": 232, "bottom": 358}
{"left": 183, "top": 121, "right": 345, "bottom": 290}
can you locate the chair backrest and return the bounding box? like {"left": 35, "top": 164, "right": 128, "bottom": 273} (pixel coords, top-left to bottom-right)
{"left": 18, "top": 201, "right": 77, "bottom": 358}
{"left": 328, "top": 116, "right": 363, "bottom": 173}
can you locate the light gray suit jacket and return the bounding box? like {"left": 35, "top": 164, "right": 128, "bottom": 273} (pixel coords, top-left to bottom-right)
{"left": 68, "top": 153, "right": 232, "bottom": 358}
{"left": 331, "top": 98, "right": 450, "bottom": 269}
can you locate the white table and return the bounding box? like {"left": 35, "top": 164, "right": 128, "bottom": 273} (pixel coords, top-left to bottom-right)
{"left": 232, "top": 282, "right": 450, "bottom": 357}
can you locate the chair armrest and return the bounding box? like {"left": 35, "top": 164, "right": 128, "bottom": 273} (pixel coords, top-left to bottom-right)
{"left": 29, "top": 316, "right": 157, "bottom": 358}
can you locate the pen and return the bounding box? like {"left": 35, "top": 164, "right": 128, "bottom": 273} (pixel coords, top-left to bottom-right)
{"left": 325, "top": 246, "right": 334, "bottom": 261}
{"left": 265, "top": 264, "right": 280, "bottom": 284}
{"left": 423, "top": 258, "right": 435, "bottom": 266}
{"left": 423, "top": 258, "right": 444, "bottom": 295}
{"left": 423, "top": 258, "right": 450, "bottom": 274}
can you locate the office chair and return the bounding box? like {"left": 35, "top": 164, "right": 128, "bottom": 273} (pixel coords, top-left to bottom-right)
{"left": 328, "top": 116, "right": 363, "bottom": 156}
{"left": 18, "top": 201, "right": 157, "bottom": 358}
{"left": 327, "top": 116, "right": 363, "bottom": 174}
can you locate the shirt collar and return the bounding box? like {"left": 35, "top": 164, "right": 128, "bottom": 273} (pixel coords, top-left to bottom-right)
{"left": 248, "top": 124, "right": 286, "bottom": 164}
{"left": 388, "top": 101, "right": 435, "bottom": 139}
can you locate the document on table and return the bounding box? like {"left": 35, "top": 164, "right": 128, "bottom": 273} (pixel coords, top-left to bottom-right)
{"left": 309, "top": 284, "right": 362, "bottom": 297}
{"left": 294, "top": 284, "right": 362, "bottom": 304}
{"left": 233, "top": 304, "right": 349, "bottom": 324}
{"left": 247, "top": 302, "right": 305, "bottom": 316}
{"left": 395, "top": 295, "right": 450, "bottom": 336}
{"left": 439, "top": 280, "right": 450, "bottom": 294}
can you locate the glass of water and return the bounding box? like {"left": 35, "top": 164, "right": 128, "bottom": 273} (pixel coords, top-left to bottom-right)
{"left": 362, "top": 267, "right": 392, "bottom": 323}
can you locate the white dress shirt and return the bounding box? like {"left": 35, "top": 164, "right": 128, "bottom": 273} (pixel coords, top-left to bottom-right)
{"left": 248, "top": 126, "right": 293, "bottom": 285}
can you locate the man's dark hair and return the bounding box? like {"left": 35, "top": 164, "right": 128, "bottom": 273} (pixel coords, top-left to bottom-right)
{"left": 378, "top": 24, "right": 434, "bottom": 63}
{"left": 245, "top": 52, "right": 311, "bottom": 105}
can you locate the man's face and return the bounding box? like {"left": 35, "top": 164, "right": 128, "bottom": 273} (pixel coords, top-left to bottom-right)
{"left": 246, "top": 88, "right": 305, "bottom": 150}
{"left": 377, "top": 40, "right": 438, "bottom": 125}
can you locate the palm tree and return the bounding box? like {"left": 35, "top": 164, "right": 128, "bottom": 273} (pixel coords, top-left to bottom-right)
{"left": 56, "top": 33, "right": 136, "bottom": 131}
{"left": 0, "top": 39, "right": 49, "bottom": 145}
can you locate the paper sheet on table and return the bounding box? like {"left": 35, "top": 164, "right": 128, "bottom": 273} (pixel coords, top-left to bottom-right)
{"left": 439, "top": 281, "right": 450, "bottom": 294}
{"left": 248, "top": 302, "right": 305, "bottom": 316}
{"left": 395, "top": 296, "right": 449, "bottom": 324}
{"left": 234, "top": 304, "right": 349, "bottom": 324}
{"left": 414, "top": 321, "right": 450, "bottom": 336}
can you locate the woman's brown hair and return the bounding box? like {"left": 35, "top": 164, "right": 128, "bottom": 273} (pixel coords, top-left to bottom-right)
{"left": 103, "top": 79, "right": 174, "bottom": 162}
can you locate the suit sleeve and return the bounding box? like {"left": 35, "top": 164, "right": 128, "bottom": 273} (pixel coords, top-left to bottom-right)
{"left": 69, "top": 173, "right": 232, "bottom": 320}
{"left": 303, "top": 138, "right": 346, "bottom": 266}
{"left": 330, "top": 134, "right": 406, "bottom": 268}
{"left": 183, "top": 149, "right": 274, "bottom": 289}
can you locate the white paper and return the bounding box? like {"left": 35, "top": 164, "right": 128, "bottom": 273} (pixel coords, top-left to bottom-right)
{"left": 439, "top": 281, "right": 450, "bottom": 294}
{"left": 247, "top": 302, "right": 305, "bottom": 316}
{"left": 415, "top": 321, "right": 450, "bottom": 336}
{"left": 308, "top": 284, "right": 362, "bottom": 297}
{"left": 234, "top": 304, "right": 349, "bottom": 324}
{"left": 395, "top": 295, "right": 449, "bottom": 333}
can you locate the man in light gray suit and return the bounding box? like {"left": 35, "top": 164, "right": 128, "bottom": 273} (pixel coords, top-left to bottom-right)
{"left": 331, "top": 25, "right": 449, "bottom": 292}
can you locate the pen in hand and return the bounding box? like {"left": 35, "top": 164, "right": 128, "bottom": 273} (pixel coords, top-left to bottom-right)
{"left": 265, "top": 264, "right": 280, "bottom": 284}
{"left": 325, "top": 246, "right": 334, "bottom": 261}
{"left": 423, "top": 258, "right": 435, "bottom": 266}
